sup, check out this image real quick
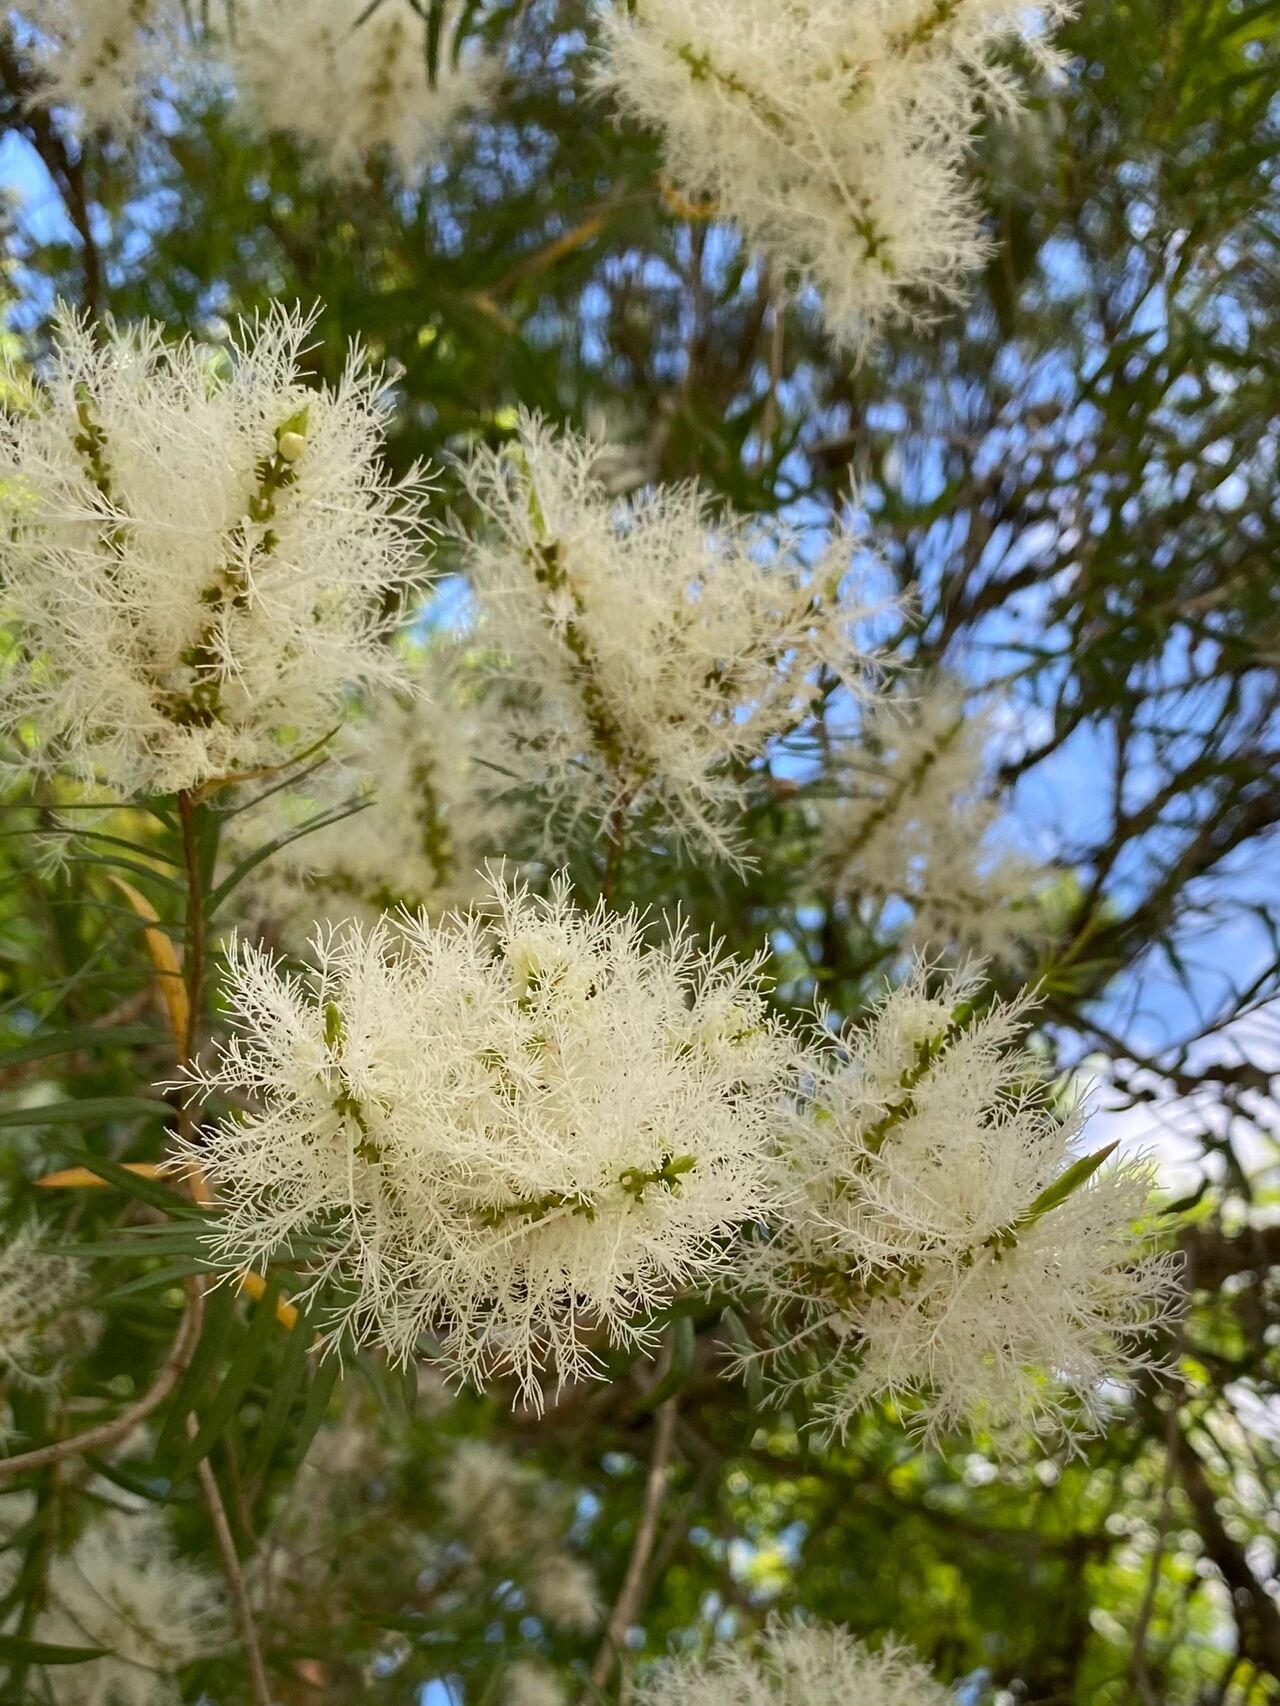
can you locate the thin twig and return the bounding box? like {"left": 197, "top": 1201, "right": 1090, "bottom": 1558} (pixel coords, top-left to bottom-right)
{"left": 187, "top": 1413, "right": 274, "bottom": 1706}
{"left": 600, "top": 797, "right": 629, "bottom": 906}
{"left": 581, "top": 1397, "right": 678, "bottom": 1703}
{"left": 177, "top": 789, "right": 205, "bottom": 1072}
{"left": 0, "top": 1285, "right": 203, "bottom": 1478}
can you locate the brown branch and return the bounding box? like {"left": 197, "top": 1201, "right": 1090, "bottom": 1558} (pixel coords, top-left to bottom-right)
{"left": 581, "top": 1398, "right": 678, "bottom": 1702}
{"left": 1174, "top": 1427, "right": 1280, "bottom": 1677}
{"left": 0, "top": 36, "right": 104, "bottom": 318}
{"left": 188, "top": 1413, "right": 273, "bottom": 1706}
{"left": 0, "top": 1285, "right": 203, "bottom": 1478}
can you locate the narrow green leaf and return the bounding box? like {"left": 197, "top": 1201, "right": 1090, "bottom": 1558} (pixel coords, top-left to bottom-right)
{"left": 205, "top": 795, "right": 370, "bottom": 917}
{"left": 426, "top": 0, "right": 446, "bottom": 85}
{"left": 246, "top": 1294, "right": 318, "bottom": 1478}
{"left": 68, "top": 1228, "right": 216, "bottom": 1260}
{"left": 44, "top": 1144, "right": 204, "bottom": 1218}
{"left": 642, "top": 1314, "right": 697, "bottom": 1410}
{"left": 0, "top": 1634, "right": 108, "bottom": 1665}
{"left": 95, "top": 1258, "right": 212, "bottom": 1306}
{"left": 0, "top": 1025, "right": 165, "bottom": 1070}
{"left": 0, "top": 1097, "right": 169, "bottom": 1129}
{"left": 83, "top": 1450, "right": 196, "bottom": 1505}
{"left": 1010, "top": 1141, "right": 1121, "bottom": 1236}
{"left": 174, "top": 1275, "right": 285, "bottom": 1477}
{"left": 289, "top": 1346, "right": 342, "bottom": 1469}
{"left": 720, "top": 1307, "right": 764, "bottom": 1410}
{"left": 156, "top": 1280, "right": 240, "bottom": 1460}
{"left": 64, "top": 853, "right": 186, "bottom": 893}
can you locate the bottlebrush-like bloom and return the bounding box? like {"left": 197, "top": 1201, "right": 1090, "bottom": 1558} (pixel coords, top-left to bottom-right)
{"left": 817, "top": 674, "right": 1047, "bottom": 963}
{"left": 437, "top": 1440, "right": 600, "bottom": 1628}
{"left": 439, "top": 1438, "right": 551, "bottom": 1558}
{"left": 0, "top": 305, "right": 432, "bottom": 797}
{"left": 453, "top": 414, "right": 883, "bottom": 862}
{"left": 746, "top": 963, "right": 1182, "bottom": 1446}
{"left": 14, "top": 0, "right": 197, "bottom": 135}
{"left": 0, "top": 1221, "right": 81, "bottom": 1389}
{"left": 35, "top": 1509, "right": 226, "bottom": 1706}
{"left": 504, "top": 1661, "right": 568, "bottom": 1706}
{"left": 636, "top": 1617, "right": 952, "bottom": 1706}
{"left": 226, "top": 656, "right": 521, "bottom": 943}
{"left": 532, "top": 1551, "right": 602, "bottom": 1632}
{"left": 596, "top": 0, "right": 1071, "bottom": 355}
{"left": 180, "top": 873, "right": 798, "bottom": 1404}
{"left": 230, "top": 0, "right": 495, "bottom": 180}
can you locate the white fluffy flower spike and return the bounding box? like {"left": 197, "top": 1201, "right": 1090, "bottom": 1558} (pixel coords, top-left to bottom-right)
{"left": 230, "top": 0, "right": 495, "bottom": 180}
{"left": 635, "top": 1616, "right": 953, "bottom": 1706}
{"left": 819, "top": 673, "right": 1048, "bottom": 963}
{"left": 596, "top": 0, "right": 1072, "bottom": 354}
{"left": 746, "top": 962, "right": 1182, "bottom": 1447}
{"left": 180, "top": 871, "right": 799, "bottom": 1404}
{"left": 0, "top": 304, "right": 432, "bottom": 797}
{"left": 0, "top": 1221, "right": 82, "bottom": 1389}
{"left": 225, "top": 647, "right": 521, "bottom": 943}
{"left": 35, "top": 1508, "right": 227, "bottom": 1706}
{"left": 14, "top": 0, "right": 201, "bottom": 136}
{"left": 455, "top": 413, "right": 883, "bottom": 863}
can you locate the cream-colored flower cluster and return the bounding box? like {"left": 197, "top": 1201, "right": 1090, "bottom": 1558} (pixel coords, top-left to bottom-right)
{"left": 230, "top": 0, "right": 496, "bottom": 181}
{"left": 745, "top": 962, "right": 1182, "bottom": 1445}
{"left": 13, "top": 0, "right": 493, "bottom": 178}
{"left": 0, "top": 305, "right": 431, "bottom": 797}
{"left": 596, "top": 0, "right": 1072, "bottom": 354}
{"left": 440, "top": 1439, "right": 601, "bottom": 1631}
{"left": 14, "top": 0, "right": 197, "bottom": 134}
{"left": 636, "top": 1617, "right": 954, "bottom": 1706}
{"left": 180, "top": 872, "right": 798, "bottom": 1404}
{"left": 818, "top": 673, "right": 1048, "bottom": 963}
{"left": 0, "top": 1503, "right": 227, "bottom": 1706}
{"left": 454, "top": 413, "right": 882, "bottom": 862}
{"left": 226, "top": 649, "right": 520, "bottom": 943}
{"left": 0, "top": 1221, "right": 82, "bottom": 1392}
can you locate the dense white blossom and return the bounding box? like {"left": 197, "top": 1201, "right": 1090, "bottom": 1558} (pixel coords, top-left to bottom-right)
{"left": 225, "top": 651, "right": 520, "bottom": 943}
{"left": 818, "top": 674, "right": 1048, "bottom": 963}
{"left": 35, "top": 1509, "right": 226, "bottom": 1706}
{"left": 532, "top": 1551, "right": 602, "bottom": 1632}
{"left": 454, "top": 414, "right": 883, "bottom": 862}
{"left": 439, "top": 1438, "right": 548, "bottom": 1557}
{"left": 436, "top": 1439, "right": 600, "bottom": 1628}
{"left": 180, "top": 873, "right": 798, "bottom": 1404}
{"left": 504, "top": 1660, "right": 568, "bottom": 1706}
{"left": 14, "top": 0, "right": 200, "bottom": 135}
{"left": 230, "top": 0, "right": 495, "bottom": 180}
{"left": 0, "top": 305, "right": 432, "bottom": 797}
{"left": 746, "top": 963, "right": 1182, "bottom": 1446}
{"left": 636, "top": 1617, "right": 952, "bottom": 1706}
{"left": 0, "top": 1221, "right": 82, "bottom": 1390}
{"left": 596, "top": 0, "right": 1072, "bottom": 354}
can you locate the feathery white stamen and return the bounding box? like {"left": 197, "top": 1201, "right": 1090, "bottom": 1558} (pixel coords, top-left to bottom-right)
{"left": 596, "top": 0, "right": 1073, "bottom": 354}
{"left": 818, "top": 675, "right": 1047, "bottom": 963}
{"left": 454, "top": 413, "right": 884, "bottom": 863}
{"left": 35, "top": 1509, "right": 227, "bottom": 1706}
{"left": 179, "top": 871, "right": 799, "bottom": 1406}
{"left": 0, "top": 304, "right": 433, "bottom": 797}
{"left": 229, "top": 0, "right": 495, "bottom": 180}
{"left": 745, "top": 962, "right": 1182, "bottom": 1446}
{"left": 635, "top": 1616, "right": 954, "bottom": 1706}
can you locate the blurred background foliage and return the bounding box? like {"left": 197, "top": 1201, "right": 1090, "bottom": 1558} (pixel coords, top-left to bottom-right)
{"left": 0, "top": 0, "right": 1277, "bottom": 1702}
